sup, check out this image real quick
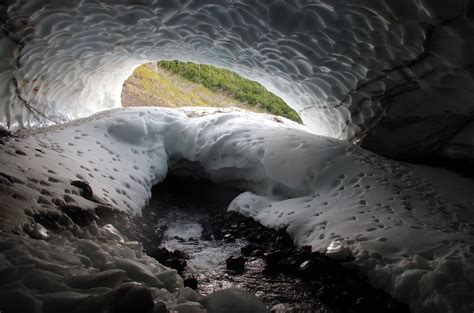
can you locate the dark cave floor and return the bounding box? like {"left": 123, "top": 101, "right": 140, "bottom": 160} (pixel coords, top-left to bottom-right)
{"left": 131, "top": 176, "right": 410, "bottom": 313}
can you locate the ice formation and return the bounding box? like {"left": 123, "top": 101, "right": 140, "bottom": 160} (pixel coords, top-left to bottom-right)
{"left": 1, "top": 0, "right": 474, "bottom": 312}
{"left": 1, "top": 0, "right": 474, "bottom": 159}
{"left": 1, "top": 107, "right": 473, "bottom": 312}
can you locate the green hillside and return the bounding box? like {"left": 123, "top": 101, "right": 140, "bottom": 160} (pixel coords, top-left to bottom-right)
{"left": 122, "top": 61, "right": 301, "bottom": 123}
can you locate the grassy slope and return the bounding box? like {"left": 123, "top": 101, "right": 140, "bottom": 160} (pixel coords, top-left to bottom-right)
{"left": 121, "top": 62, "right": 301, "bottom": 123}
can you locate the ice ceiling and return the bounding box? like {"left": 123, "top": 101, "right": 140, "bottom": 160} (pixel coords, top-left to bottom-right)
{"left": 1, "top": 0, "right": 474, "bottom": 159}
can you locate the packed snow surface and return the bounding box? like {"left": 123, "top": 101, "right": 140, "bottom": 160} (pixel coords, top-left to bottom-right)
{"left": 1, "top": 107, "right": 474, "bottom": 312}
{"left": 2, "top": 0, "right": 474, "bottom": 158}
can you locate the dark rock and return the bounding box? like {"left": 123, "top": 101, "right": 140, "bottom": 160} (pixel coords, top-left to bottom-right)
{"left": 299, "top": 260, "right": 312, "bottom": 273}
{"left": 263, "top": 250, "right": 284, "bottom": 266}
{"left": 60, "top": 204, "right": 97, "bottom": 227}
{"left": 0, "top": 128, "right": 11, "bottom": 145}
{"left": 150, "top": 247, "right": 173, "bottom": 261}
{"left": 355, "top": 297, "right": 371, "bottom": 309}
{"left": 226, "top": 256, "right": 245, "bottom": 271}
{"left": 212, "top": 229, "right": 224, "bottom": 240}
{"left": 173, "top": 236, "right": 185, "bottom": 242}
{"left": 165, "top": 258, "right": 187, "bottom": 273}
{"left": 201, "top": 228, "right": 213, "bottom": 240}
{"left": 223, "top": 233, "right": 235, "bottom": 243}
{"left": 70, "top": 180, "right": 93, "bottom": 200}
{"left": 27, "top": 211, "right": 72, "bottom": 231}
{"left": 241, "top": 243, "right": 259, "bottom": 257}
{"left": 277, "top": 257, "right": 298, "bottom": 273}
{"left": 183, "top": 276, "right": 198, "bottom": 290}
{"left": 276, "top": 231, "right": 293, "bottom": 247}
{"left": 173, "top": 249, "right": 189, "bottom": 260}
{"left": 95, "top": 205, "right": 147, "bottom": 242}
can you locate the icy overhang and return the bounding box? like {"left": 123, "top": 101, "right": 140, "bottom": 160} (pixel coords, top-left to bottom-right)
{"left": 1, "top": 0, "right": 474, "bottom": 156}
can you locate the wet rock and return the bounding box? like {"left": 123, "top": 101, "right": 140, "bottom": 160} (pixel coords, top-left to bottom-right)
{"left": 275, "top": 230, "right": 293, "bottom": 248}
{"left": 24, "top": 222, "right": 50, "bottom": 239}
{"left": 173, "top": 249, "right": 189, "bottom": 260}
{"left": 139, "top": 177, "right": 411, "bottom": 313}
{"left": 325, "top": 240, "right": 351, "bottom": 261}
{"left": 223, "top": 233, "right": 235, "bottom": 243}
{"left": 226, "top": 256, "right": 245, "bottom": 271}
{"left": 149, "top": 247, "right": 173, "bottom": 261}
{"left": 241, "top": 243, "right": 259, "bottom": 257}
{"left": 183, "top": 276, "right": 198, "bottom": 290}
{"left": 70, "top": 180, "right": 93, "bottom": 200}
{"left": 165, "top": 258, "right": 187, "bottom": 273}
{"left": 60, "top": 204, "right": 97, "bottom": 227}
{"left": 299, "top": 260, "right": 315, "bottom": 275}
{"left": 263, "top": 250, "right": 284, "bottom": 271}
{"left": 0, "top": 127, "right": 11, "bottom": 141}
{"left": 149, "top": 247, "right": 188, "bottom": 273}
{"left": 355, "top": 296, "right": 371, "bottom": 310}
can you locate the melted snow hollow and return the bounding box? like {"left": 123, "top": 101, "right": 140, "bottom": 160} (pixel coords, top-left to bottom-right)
{"left": 1, "top": 107, "right": 474, "bottom": 313}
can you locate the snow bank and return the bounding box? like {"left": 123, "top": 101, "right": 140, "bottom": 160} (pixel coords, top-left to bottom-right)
{"left": 1, "top": 107, "right": 474, "bottom": 312}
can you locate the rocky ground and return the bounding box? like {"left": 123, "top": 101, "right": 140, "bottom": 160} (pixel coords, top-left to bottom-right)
{"left": 133, "top": 176, "right": 411, "bottom": 313}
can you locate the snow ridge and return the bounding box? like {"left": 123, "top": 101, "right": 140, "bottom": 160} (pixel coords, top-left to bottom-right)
{"left": 1, "top": 107, "right": 473, "bottom": 312}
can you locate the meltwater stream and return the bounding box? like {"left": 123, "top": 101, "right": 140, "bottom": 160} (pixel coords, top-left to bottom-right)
{"left": 140, "top": 176, "right": 409, "bottom": 313}
{"left": 141, "top": 176, "right": 319, "bottom": 312}
{"left": 154, "top": 203, "right": 247, "bottom": 272}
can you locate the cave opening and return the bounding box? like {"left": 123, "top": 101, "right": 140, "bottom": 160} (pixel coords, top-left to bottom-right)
{"left": 121, "top": 60, "right": 303, "bottom": 124}
{"left": 122, "top": 163, "right": 410, "bottom": 312}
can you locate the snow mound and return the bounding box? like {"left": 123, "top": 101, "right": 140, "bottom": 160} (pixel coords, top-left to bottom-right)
{"left": 2, "top": 0, "right": 474, "bottom": 153}
{"left": 1, "top": 107, "right": 474, "bottom": 312}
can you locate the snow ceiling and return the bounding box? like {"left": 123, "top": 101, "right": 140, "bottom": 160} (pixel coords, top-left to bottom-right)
{"left": 1, "top": 0, "right": 474, "bottom": 158}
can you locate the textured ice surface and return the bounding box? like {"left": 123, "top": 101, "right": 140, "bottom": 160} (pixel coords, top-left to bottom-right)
{"left": 1, "top": 0, "right": 474, "bottom": 157}
{"left": 1, "top": 107, "right": 473, "bottom": 312}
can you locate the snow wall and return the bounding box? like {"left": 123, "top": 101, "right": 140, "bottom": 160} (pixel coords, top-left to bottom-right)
{"left": 1, "top": 107, "right": 474, "bottom": 312}
{"left": 1, "top": 0, "right": 474, "bottom": 159}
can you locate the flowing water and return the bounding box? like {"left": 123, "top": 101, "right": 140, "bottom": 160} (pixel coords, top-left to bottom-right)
{"left": 142, "top": 177, "right": 319, "bottom": 312}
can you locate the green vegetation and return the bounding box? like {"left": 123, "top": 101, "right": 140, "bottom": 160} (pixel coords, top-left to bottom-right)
{"left": 158, "top": 61, "right": 301, "bottom": 122}
{"left": 121, "top": 61, "right": 301, "bottom": 123}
